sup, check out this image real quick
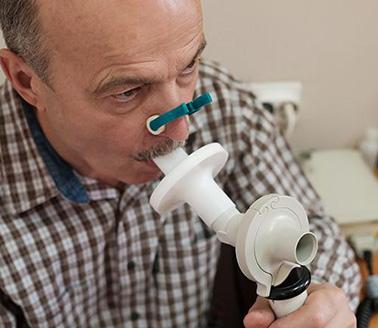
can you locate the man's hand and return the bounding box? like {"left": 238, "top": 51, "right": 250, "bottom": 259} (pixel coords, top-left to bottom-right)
{"left": 243, "top": 283, "right": 357, "bottom": 328}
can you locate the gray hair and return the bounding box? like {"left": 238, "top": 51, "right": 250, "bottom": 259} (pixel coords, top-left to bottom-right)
{"left": 0, "top": 0, "right": 50, "bottom": 82}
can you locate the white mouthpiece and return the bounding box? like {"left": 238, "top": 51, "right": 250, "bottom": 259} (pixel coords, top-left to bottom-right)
{"left": 153, "top": 147, "right": 188, "bottom": 175}
{"left": 150, "top": 144, "right": 239, "bottom": 231}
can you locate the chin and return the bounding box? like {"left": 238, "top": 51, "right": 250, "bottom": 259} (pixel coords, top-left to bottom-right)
{"left": 137, "top": 173, "right": 163, "bottom": 184}
{"left": 123, "top": 161, "right": 163, "bottom": 184}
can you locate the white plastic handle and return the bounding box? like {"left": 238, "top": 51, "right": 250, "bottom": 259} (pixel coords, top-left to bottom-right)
{"left": 269, "top": 290, "right": 307, "bottom": 318}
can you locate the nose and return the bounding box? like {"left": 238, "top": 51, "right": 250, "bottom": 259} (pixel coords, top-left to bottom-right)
{"left": 160, "top": 115, "right": 189, "bottom": 142}
{"left": 148, "top": 81, "right": 191, "bottom": 142}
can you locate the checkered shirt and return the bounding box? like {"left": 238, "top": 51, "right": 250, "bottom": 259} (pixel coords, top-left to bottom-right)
{"left": 0, "top": 60, "right": 361, "bottom": 327}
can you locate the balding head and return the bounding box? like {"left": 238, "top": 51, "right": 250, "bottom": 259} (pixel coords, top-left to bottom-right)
{"left": 1, "top": 0, "right": 203, "bottom": 84}
{"left": 38, "top": 0, "right": 203, "bottom": 84}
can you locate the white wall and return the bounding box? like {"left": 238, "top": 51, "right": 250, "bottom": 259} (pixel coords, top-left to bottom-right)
{"left": 202, "top": 0, "right": 378, "bottom": 151}
{"left": 2, "top": 2, "right": 378, "bottom": 150}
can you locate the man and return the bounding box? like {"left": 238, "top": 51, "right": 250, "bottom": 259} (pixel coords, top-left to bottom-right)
{"left": 0, "top": 0, "right": 360, "bottom": 327}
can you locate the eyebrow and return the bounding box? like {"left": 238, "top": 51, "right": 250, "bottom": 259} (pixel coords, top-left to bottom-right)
{"left": 94, "top": 39, "right": 207, "bottom": 96}
{"left": 190, "top": 38, "right": 207, "bottom": 66}
{"left": 94, "top": 76, "right": 151, "bottom": 96}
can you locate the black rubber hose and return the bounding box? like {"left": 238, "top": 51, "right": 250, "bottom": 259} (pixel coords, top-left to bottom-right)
{"left": 356, "top": 298, "right": 373, "bottom": 328}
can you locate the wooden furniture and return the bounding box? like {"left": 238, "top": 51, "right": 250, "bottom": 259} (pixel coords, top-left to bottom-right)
{"left": 357, "top": 254, "right": 378, "bottom": 327}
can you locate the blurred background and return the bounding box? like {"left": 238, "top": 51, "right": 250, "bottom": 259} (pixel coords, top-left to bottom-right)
{"left": 201, "top": 0, "right": 378, "bottom": 151}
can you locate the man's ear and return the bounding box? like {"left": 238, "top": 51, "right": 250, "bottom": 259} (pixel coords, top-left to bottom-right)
{"left": 0, "top": 48, "right": 44, "bottom": 109}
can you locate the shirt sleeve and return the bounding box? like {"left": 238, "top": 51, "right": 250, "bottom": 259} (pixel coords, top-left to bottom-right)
{"left": 223, "top": 105, "right": 361, "bottom": 311}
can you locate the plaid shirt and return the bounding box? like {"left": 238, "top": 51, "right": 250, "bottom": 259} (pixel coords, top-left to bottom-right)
{"left": 0, "top": 60, "right": 360, "bottom": 327}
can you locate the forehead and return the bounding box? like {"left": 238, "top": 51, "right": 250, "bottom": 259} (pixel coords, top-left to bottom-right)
{"left": 39, "top": 0, "right": 203, "bottom": 80}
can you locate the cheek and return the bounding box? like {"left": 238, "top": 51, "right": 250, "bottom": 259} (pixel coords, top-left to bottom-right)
{"left": 41, "top": 82, "right": 149, "bottom": 157}
{"left": 92, "top": 115, "right": 148, "bottom": 155}
{"left": 46, "top": 103, "right": 144, "bottom": 155}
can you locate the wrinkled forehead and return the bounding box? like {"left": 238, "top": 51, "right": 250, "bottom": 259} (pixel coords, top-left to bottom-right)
{"left": 38, "top": 0, "right": 203, "bottom": 64}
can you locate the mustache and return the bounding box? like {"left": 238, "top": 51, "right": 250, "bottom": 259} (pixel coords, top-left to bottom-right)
{"left": 133, "top": 139, "right": 186, "bottom": 162}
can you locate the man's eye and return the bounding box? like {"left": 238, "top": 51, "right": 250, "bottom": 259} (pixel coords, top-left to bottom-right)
{"left": 113, "top": 87, "right": 141, "bottom": 103}
{"left": 182, "top": 59, "right": 199, "bottom": 76}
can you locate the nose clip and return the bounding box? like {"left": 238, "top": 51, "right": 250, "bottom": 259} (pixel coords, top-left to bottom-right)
{"left": 146, "top": 92, "right": 213, "bottom": 135}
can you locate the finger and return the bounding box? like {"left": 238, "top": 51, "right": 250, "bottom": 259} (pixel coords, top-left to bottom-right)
{"left": 307, "top": 282, "right": 325, "bottom": 294}
{"left": 268, "top": 302, "right": 333, "bottom": 328}
{"left": 269, "top": 285, "right": 337, "bottom": 328}
{"left": 243, "top": 297, "right": 275, "bottom": 328}
{"left": 324, "top": 311, "right": 357, "bottom": 328}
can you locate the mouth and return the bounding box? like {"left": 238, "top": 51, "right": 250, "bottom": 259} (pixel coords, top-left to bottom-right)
{"left": 137, "top": 159, "right": 164, "bottom": 181}
{"left": 136, "top": 158, "right": 161, "bottom": 175}
{"left": 145, "top": 159, "right": 159, "bottom": 168}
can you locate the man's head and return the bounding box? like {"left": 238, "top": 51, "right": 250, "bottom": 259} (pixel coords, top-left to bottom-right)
{"left": 0, "top": 0, "right": 205, "bottom": 185}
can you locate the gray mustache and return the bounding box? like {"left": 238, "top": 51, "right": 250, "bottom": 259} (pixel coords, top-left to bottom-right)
{"left": 133, "top": 139, "right": 186, "bottom": 162}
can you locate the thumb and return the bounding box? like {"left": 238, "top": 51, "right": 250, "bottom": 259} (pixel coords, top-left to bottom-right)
{"left": 243, "top": 296, "right": 275, "bottom": 328}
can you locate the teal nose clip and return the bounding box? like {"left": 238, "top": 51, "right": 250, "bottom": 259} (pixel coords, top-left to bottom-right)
{"left": 147, "top": 92, "right": 213, "bottom": 135}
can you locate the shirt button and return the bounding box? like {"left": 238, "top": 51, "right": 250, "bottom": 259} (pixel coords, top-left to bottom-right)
{"left": 131, "top": 311, "right": 140, "bottom": 321}
{"left": 127, "top": 260, "right": 137, "bottom": 271}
